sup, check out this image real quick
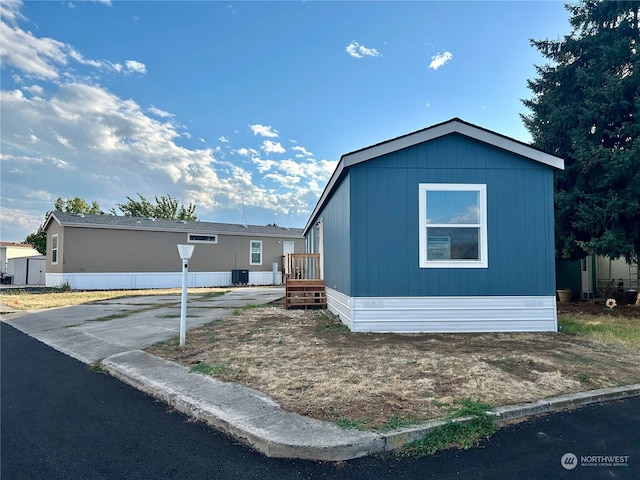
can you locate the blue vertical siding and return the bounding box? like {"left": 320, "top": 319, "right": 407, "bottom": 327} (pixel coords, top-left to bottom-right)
{"left": 349, "top": 133, "right": 556, "bottom": 298}
{"left": 307, "top": 171, "right": 352, "bottom": 295}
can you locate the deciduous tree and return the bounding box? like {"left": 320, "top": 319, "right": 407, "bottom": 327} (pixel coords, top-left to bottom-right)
{"left": 115, "top": 194, "right": 197, "bottom": 221}
{"left": 24, "top": 228, "right": 46, "bottom": 255}
{"left": 54, "top": 196, "right": 104, "bottom": 214}
{"left": 25, "top": 197, "right": 104, "bottom": 254}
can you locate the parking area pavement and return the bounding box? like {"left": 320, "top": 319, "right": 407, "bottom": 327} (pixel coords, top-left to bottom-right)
{"left": 2, "top": 287, "right": 285, "bottom": 364}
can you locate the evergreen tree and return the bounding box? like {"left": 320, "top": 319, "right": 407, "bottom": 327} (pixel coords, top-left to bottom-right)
{"left": 522, "top": 0, "right": 640, "bottom": 303}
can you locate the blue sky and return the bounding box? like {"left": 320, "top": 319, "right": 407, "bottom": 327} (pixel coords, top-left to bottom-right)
{"left": 1, "top": 0, "right": 571, "bottom": 242}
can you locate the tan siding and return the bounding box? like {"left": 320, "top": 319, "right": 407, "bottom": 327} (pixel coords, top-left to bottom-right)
{"left": 46, "top": 221, "right": 65, "bottom": 273}
{"left": 58, "top": 227, "right": 303, "bottom": 273}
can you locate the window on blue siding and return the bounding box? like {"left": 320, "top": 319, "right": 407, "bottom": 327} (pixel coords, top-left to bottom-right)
{"left": 419, "top": 184, "right": 488, "bottom": 268}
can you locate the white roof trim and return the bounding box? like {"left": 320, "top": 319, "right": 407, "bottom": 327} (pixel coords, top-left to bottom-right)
{"left": 343, "top": 120, "right": 564, "bottom": 170}
{"left": 303, "top": 118, "right": 564, "bottom": 234}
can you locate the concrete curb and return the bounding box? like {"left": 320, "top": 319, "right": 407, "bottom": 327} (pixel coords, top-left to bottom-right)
{"left": 490, "top": 383, "right": 640, "bottom": 421}
{"left": 379, "top": 384, "right": 640, "bottom": 452}
{"left": 102, "top": 351, "right": 384, "bottom": 461}
{"left": 101, "top": 350, "right": 640, "bottom": 461}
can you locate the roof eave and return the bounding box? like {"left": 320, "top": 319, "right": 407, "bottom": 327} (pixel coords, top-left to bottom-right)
{"left": 302, "top": 119, "right": 564, "bottom": 235}
{"left": 50, "top": 220, "right": 303, "bottom": 238}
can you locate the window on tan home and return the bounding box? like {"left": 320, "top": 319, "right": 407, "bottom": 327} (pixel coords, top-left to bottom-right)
{"left": 51, "top": 234, "right": 59, "bottom": 265}
{"left": 250, "top": 240, "right": 262, "bottom": 265}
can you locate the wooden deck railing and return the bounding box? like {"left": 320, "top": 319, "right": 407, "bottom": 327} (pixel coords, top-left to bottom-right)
{"left": 284, "top": 253, "right": 325, "bottom": 308}
{"left": 285, "top": 253, "right": 321, "bottom": 280}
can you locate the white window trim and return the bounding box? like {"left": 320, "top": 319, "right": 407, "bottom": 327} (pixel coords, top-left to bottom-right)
{"left": 187, "top": 233, "right": 218, "bottom": 244}
{"left": 250, "top": 240, "right": 263, "bottom": 266}
{"left": 419, "top": 183, "right": 488, "bottom": 268}
{"left": 51, "top": 233, "right": 59, "bottom": 265}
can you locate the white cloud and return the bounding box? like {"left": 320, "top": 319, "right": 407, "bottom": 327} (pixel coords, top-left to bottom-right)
{"left": 235, "top": 147, "right": 259, "bottom": 157}
{"left": 346, "top": 41, "right": 381, "bottom": 59}
{"left": 429, "top": 51, "right": 452, "bottom": 70}
{"left": 264, "top": 173, "right": 300, "bottom": 188}
{"left": 292, "top": 145, "right": 313, "bottom": 158}
{"left": 125, "top": 59, "right": 146, "bottom": 74}
{"left": 0, "top": 1, "right": 25, "bottom": 26}
{"left": 252, "top": 158, "right": 277, "bottom": 173}
{"left": 249, "top": 124, "right": 279, "bottom": 138}
{"left": 0, "top": 22, "right": 69, "bottom": 80}
{"left": 0, "top": 4, "right": 336, "bottom": 241}
{"left": 55, "top": 134, "right": 73, "bottom": 149}
{"left": 261, "top": 140, "right": 286, "bottom": 154}
{"left": 0, "top": 6, "right": 145, "bottom": 81}
{"left": 148, "top": 106, "right": 173, "bottom": 118}
{"left": 23, "top": 84, "right": 44, "bottom": 96}
{"left": 218, "top": 135, "right": 229, "bottom": 143}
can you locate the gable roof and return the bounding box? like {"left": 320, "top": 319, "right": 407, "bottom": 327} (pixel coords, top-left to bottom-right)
{"left": 45, "top": 212, "right": 303, "bottom": 238}
{"left": 304, "top": 117, "right": 564, "bottom": 234}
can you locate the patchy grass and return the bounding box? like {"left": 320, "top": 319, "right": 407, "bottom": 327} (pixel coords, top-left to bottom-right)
{"left": 190, "top": 362, "right": 231, "bottom": 376}
{"left": 0, "top": 287, "right": 227, "bottom": 310}
{"left": 380, "top": 414, "right": 419, "bottom": 432}
{"left": 89, "top": 361, "right": 108, "bottom": 374}
{"left": 198, "top": 290, "right": 230, "bottom": 299}
{"left": 147, "top": 306, "right": 640, "bottom": 431}
{"left": 336, "top": 417, "right": 368, "bottom": 431}
{"left": 558, "top": 315, "right": 640, "bottom": 348}
{"left": 397, "top": 399, "right": 497, "bottom": 457}
{"left": 232, "top": 303, "right": 267, "bottom": 315}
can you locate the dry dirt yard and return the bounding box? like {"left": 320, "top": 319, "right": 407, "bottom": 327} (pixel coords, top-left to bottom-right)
{"left": 147, "top": 303, "right": 640, "bottom": 430}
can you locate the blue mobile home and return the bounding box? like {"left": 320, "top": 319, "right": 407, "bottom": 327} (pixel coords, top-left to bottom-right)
{"left": 303, "top": 118, "right": 564, "bottom": 333}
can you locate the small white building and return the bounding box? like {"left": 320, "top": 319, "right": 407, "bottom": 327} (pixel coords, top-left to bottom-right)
{"left": 580, "top": 255, "right": 638, "bottom": 298}
{"left": 1, "top": 242, "right": 42, "bottom": 284}
{"left": 8, "top": 255, "right": 46, "bottom": 285}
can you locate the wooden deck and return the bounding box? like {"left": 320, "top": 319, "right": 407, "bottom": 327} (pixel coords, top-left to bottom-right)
{"left": 284, "top": 254, "right": 326, "bottom": 309}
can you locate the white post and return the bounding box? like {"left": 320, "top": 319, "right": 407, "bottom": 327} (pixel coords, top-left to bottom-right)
{"left": 176, "top": 244, "right": 195, "bottom": 347}
{"left": 180, "top": 259, "right": 188, "bottom": 347}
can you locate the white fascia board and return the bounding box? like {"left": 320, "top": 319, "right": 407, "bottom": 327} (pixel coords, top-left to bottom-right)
{"left": 454, "top": 122, "right": 565, "bottom": 170}
{"left": 303, "top": 161, "right": 346, "bottom": 234}
{"left": 58, "top": 222, "right": 302, "bottom": 238}
{"left": 343, "top": 121, "right": 564, "bottom": 170}
{"left": 303, "top": 119, "right": 564, "bottom": 235}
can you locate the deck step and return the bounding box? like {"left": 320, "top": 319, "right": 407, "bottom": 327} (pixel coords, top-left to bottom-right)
{"left": 285, "top": 279, "right": 326, "bottom": 309}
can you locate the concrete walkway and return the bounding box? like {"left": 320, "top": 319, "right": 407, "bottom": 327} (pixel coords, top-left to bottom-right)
{"left": 3, "top": 287, "right": 640, "bottom": 461}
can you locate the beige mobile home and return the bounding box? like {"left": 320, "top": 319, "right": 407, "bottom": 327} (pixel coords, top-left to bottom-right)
{"left": 44, "top": 212, "right": 304, "bottom": 290}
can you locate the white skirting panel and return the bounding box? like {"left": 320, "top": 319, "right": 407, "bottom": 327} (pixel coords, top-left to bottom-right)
{"left": 325, "top": 287, "right": 558, "bottom": 333}
{"left": 325, "top": 287, "right": 353, "bottom": 329}
{"left": 46, "top": 271, "right": 283, "bottom": 290}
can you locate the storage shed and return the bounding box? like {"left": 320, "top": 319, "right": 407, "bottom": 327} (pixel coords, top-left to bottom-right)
{"left": 303, "top": 118, "right": 564, "bottom": 333}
